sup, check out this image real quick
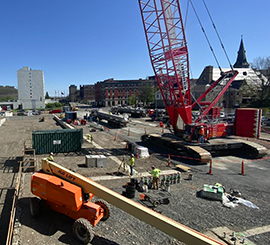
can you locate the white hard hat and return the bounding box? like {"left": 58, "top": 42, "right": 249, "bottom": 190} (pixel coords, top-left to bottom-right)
{"left": 131, "top": 154, "right": 134, "bottom": 157}
{"left": 50, "top": 152, "right": 53, "bottom": 155}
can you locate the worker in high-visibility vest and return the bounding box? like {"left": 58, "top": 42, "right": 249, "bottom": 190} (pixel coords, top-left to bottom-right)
{"left": 199, "top": 125, "right": 205, "bottom": 143}
{"left": 149, "top": 165, "right": 161, "bottom": 190}
{"left": 48, "top": 152, "right": 54, "bottom": 161}
{"left": 129, "top": 154, "right": 135, "bottom": 176}
{"left": 88, "top": 134, "right": 92, "bottom": 143}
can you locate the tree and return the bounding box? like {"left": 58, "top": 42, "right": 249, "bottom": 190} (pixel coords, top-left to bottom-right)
{"left": 138, "top": 85, "right": 155, "bottom": 105}
{"left": 45, "top": 102, "right": 62, "bottom": 109}
{"left": 250, "top": 56, "right": 270, "bottom": 70}
{"left": 128, "top": 94, "right": 137, "bottom": 106}
{"left": 247, "top": 56, "right": 270, "bottom": 107}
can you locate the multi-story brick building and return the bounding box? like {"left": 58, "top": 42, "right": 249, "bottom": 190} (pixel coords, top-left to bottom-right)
{"left": 95, "top": 77, "right": 157, "bottom": 107}
{"left": 80, "top": 85, "right": 95, "bottom": 101}
{"left": 69, "top": 85, "right": 80, "bottom": 102}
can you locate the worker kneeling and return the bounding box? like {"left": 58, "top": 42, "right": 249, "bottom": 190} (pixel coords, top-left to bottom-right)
{"left": 149, "top": 165, "right": 161, "bottom": 190}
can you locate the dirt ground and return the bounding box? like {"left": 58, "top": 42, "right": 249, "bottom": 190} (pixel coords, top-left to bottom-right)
{"left": 0, "top": 114, "right": 270, "bottom": 245}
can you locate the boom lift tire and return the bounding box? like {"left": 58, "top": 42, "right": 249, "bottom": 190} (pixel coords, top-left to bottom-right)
{"left": 73, "top": 218, "right": 94, "bottom": 244}
{"left": 94, "top": 199, "right": 111, "bottom": 221}
{"left": 30, "top": 197, "right": 41, "bottom": 218}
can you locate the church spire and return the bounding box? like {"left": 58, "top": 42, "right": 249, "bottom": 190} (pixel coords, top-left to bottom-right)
{"left": 233, "top": 36, "right": 249, "bottom": 68}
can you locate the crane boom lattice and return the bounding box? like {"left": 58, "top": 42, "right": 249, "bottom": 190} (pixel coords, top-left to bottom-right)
{"left": 138, "top": 0, "right": 192, "bottom": 128}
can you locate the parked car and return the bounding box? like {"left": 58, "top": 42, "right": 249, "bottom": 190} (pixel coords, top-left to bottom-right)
{"left": 32, "top": 110, "right": 41, "bottom": 115}
{"left": 263, "top": 118, "right": 270, "bottom": 126}
{"left": 49, "top": 109, "right": 62, "bottom": 114}
{"left": 17, "top": 111, "right": 26, "bottom": 116}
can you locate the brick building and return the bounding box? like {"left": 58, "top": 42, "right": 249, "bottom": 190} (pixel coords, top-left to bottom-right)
{"left": 80, "top": 85, "right": 95, "bottom": 101}
{"left": 95, "top": 77, "right": 157, "bottom": 107}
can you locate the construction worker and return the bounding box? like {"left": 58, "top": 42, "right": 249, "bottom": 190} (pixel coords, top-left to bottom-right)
{"left": 48, "top": 152, "right": 54, "bottom": 161}
{"left": 88, "top": 134, "right": 92, "bottom": 143}
{"left": 199, "top": 125, "right": 205, "bottom": 143}
{"left": 149, "top": 165, "right": 161, "bottom": 190}
{"left": 129, "top": 154, "right": 135, "bottom": 176}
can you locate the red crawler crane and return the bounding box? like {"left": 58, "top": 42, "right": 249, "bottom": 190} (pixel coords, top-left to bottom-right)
{"left": 138, "top": 0, "right": 238, "bottom": 141}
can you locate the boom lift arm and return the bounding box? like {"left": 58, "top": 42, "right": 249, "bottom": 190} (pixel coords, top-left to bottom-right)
{"left": 40, "top": 159, "right": 223, "bottom": 245}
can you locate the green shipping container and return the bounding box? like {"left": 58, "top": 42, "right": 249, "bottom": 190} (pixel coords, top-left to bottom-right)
{"left": 32, "top": 129, "right": 83, "bottom": 154}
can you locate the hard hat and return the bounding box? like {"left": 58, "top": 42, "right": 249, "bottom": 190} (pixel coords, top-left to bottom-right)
{"left": 151, "top": 165, "right": 155, "bottom": 169}
{"left": 50, "top": 152, "right": 53, "bottom": 155}
{"left": 200, "top": 125, "right": 203, "bottom": 127}
{"left": 131, "top": 154, "right": 134, "bottom": 157}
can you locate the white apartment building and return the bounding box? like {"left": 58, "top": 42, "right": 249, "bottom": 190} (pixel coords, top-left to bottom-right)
{"left": 17, "top": 66, "right": 45, "bottom": 109}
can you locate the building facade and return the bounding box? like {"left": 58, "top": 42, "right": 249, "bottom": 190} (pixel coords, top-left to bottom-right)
{"left": 80, "top": 85, "right": 95, "bottom": 101}
{"left": 17, "top": 66, "right": 45, "bottom": 109}
{"left": 95, "top": 77, "right": 157, "bottom": 107}
{"left": 69, "top": 85, "right": 79, "bottom": 102}
{"left": 192, "top": 38, "right": 265, "bottom": 111}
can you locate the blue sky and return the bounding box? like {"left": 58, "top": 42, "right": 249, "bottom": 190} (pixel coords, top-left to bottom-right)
{"left": 0, "top": 0, "right": 269, "bottom": 97}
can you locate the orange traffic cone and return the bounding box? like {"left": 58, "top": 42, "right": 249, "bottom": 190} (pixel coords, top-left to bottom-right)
{"left": 208, "top": 160, "right": 213, "bottom": 175}
{"left": 136, "top": 147, "right": 139, "bottom": 159}
{"left": 128, "top": 128, "right": 130, "bottom": 136}
{"left": 114, "top": 132, "right": 117, "bottom": 141}
{"left": 162, "top": 127, "right": 164, "bottom": 133}
{"left": 240, "top": 161, "right": 245, "bottom": 175}
{"left": 167, "top": 154, "right": 171, "bottom": 167}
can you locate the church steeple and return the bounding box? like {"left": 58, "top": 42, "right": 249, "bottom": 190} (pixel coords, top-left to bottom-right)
{"left": 233, "top": 36, "right": 249, "bottom": 68}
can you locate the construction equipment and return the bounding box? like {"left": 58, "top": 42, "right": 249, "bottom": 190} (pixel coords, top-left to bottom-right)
{"left": 111, "top": 106, "right": 147, "bottom": 118}
{"left": 138, "top": 0, "right": 238, "bottom": 140}
{"left": 138, "top": 0, "right": 266, "bottom": 162}
{"left": 91, "top": 110, "right": 129, "bottom": 128}
{"left": 141, "top": 190, "right": 171, "bottom": 208}
{"left": 30, "top": 162, "right": 111, "bottom": 244}
{"left": 31, "top": 159, "right": 223, "bottom": 245}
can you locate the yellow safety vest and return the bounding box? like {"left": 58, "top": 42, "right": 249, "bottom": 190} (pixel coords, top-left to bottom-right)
{"left": 129, "top": 157, "right": 135, "bottom": 166}
{"left": 149, "top": 168, "right": 161, "bottom": 178}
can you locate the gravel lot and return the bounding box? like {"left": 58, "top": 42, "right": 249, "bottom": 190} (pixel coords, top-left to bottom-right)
{"left": 0, "top": 114, "right": 270, "bottom": 245}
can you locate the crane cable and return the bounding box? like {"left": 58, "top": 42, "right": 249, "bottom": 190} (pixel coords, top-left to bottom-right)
{"left": 188, "top": 0, "right": 222, "bottom": 73}
{"left": 202, "top": 0, "right": 234, "bottom": 70}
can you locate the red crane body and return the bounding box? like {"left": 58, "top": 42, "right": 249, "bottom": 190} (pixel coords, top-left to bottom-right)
{"left": 138, "top": 0, "right": 238, "bottom": 140}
